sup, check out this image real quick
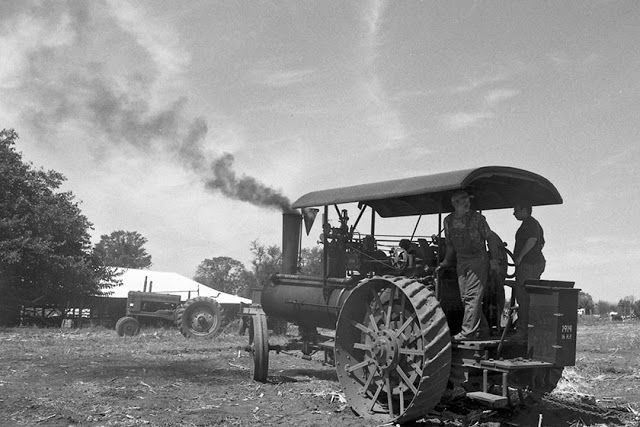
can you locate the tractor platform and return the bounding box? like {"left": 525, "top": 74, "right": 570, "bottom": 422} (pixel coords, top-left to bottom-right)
{"left": 465, "top": 358, "right": 555, "bottom": 407}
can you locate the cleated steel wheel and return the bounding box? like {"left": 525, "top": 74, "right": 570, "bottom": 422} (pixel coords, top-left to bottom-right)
{"left": 175, "top": 297, "right": 221, "bottom": 338}
{"left": 249, "top": 312, "right": 269, "bottom": 382}
{"left": 115, "top": 316, "right": 140, "bottom": 337}
{"left": 335, "top": 276, "right": 451, "bottom": 424}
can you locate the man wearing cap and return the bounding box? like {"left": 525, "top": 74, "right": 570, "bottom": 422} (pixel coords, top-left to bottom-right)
{"left": 437, "top": 190, "right": 494, "bottom": 341}
{"left": 512, "top": 204, "right": 545, "bottom": 339}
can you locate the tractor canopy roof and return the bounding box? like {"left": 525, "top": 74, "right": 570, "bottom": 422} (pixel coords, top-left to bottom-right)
{"left": 291, "top": 166, "right": 562, "bottom": 217}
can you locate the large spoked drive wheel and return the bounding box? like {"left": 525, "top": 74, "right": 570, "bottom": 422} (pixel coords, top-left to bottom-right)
{"left": 115, "top": 316, "right": 140, "bottom": 337}
{"left": 249, "top": 312, "right": 269, "bottom": 382}
{"left": 175, "top": 297, "right": 221, "bottom": 338}
{"left": 335, "top": 276, "right": 452, "bottom": 424}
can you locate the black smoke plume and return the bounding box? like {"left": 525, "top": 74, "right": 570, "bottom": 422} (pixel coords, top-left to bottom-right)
{"left": 21, "top": 64, "right": 294, "bottom": 212}
{"left": 206, "top": 153, "right": 294, "bottom": 212}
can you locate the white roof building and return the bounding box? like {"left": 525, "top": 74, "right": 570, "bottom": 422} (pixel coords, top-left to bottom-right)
{"left": 101, "top": 268, "right": 251, "bottom": 305}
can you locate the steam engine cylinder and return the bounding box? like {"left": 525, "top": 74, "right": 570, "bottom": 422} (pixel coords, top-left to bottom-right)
{"left": 261, "top": 275, "right": 354, "bottom": 329}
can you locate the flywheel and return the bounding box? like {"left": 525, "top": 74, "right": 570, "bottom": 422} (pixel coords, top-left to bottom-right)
{"left": 335, "top": 275, "right": 452, "bottom": 424}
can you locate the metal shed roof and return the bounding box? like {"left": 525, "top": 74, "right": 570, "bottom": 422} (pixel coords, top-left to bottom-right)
{"left": 101, "top": 268, "right": 251, "bottom": 305}
{"left": 292, "top": 166, "right": 562, "bottom": 217}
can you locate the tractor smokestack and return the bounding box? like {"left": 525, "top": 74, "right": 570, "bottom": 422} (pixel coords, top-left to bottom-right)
{"left": 282, "top": 212, "right": 302, "bottom": 274}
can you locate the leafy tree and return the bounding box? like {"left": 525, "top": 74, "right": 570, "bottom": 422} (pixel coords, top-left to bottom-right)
{"left": 249, "top": 240, "right": 282, "bottom": 289}
{"left": 617, "top": 295, "right": 635, "bottom": 317}
{"left": 194, "top": 256, "right": 254, "bottom": 296}
{"left": 578, "top": 291, "right": 595, "bottom": 315}
{"left": 595, "top": 300, "right": 616, "bottom": 316}
{"left": 634, "top": 300, "right": 640, "bottom": 317}
{"left": 299, "top": 246, "right": 323, "bottom": 276}
{"left": 94, "top": 230, "right": 152, "bottom": 269}
{"left": 0, "top": 129, "right": 118, "bottom": 324}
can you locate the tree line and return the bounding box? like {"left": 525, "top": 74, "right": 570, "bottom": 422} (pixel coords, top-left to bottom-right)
{"left": 578, "top": 291, "right": 640, "bottom": 317}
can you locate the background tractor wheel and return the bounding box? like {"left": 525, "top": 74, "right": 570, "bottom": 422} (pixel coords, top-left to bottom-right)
{"left": 115, "top": 316, "right": 140, "bottom": 337}
{"left": 175, "top": 297, "right": 221, "bottom": 338}
{"left": 249, "top": 312, "right": 269, "bottom": 382}
{"left": 335, "top": 276, "right": 451, "bottom": 424}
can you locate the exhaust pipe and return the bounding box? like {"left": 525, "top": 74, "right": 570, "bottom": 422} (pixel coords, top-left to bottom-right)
{"left": 282, "top": 212, "right": 302, "bottom": 274}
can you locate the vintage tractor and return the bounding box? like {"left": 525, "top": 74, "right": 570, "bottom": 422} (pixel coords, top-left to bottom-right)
{"left": 242, "top": 166, "right": 579, "bottom": 424}
{"left": 115, "top": 291, "right": 222, "bottom": 338}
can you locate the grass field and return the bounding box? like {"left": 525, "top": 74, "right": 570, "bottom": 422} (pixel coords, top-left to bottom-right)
{"left": 0, "top": 317, "right": 639, "bottom": 426}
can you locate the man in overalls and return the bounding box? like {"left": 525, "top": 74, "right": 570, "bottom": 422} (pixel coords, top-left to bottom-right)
{"left": 438, "top": 190, "right": 494, "bottom": 341}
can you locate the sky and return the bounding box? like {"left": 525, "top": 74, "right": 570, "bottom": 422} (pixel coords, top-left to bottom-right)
{"left": 1, "top": 0, "right": 639, "bottom": 303}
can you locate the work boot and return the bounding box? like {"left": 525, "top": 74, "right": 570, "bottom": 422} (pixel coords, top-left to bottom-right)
{"left": 452, "top": 333, "right": 469, "bottom": 341}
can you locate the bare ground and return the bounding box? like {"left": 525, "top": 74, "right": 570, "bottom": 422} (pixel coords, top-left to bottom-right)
{"left": 0, "top": 318, "right": 639, "bottom": 426}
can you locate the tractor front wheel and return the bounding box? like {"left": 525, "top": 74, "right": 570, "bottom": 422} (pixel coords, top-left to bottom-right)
{"left": 175, "top": 297, "right": 221, "bottom": 338}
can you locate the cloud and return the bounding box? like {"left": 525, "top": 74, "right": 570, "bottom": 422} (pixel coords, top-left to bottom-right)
{"left": 590, "top": 146, "right": 640, "bottom": 176}
{"left": 0, "top": 12, "right": 76, "bottom": 88}
{"left": 362, "top": 78, "right": 407, "bottom": 143}
{"left": 440, "top": 111, "right": 494, "bottom": 131}
{"left": 363, "top": 0, "right": 388, "bottom": 41}
{"left": 105, "top": 0, "right": 189, "bottom": 81}
{"left": 441, "top": 73, "right": 520, "bottom": 131}
{"left": 547, "top": 51, "right": 572, "bottom": 69}
{"left": 485, "top": 89, "right": 520, "bottom": 107}
{"left": 253, "top": 68, "right": 315, "bottom": 88}
{"left": 563, "top": 236, "right": 640, "bottom": 267}
{"left": 358, "top": 1, "right": 407, "bottom": 145}
{"left": 453, "top": 73, "right": 509, "bottom": 94}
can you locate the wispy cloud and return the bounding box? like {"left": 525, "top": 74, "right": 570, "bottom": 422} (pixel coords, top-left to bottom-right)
{"left": 363, "top": 0, "right": 388, "bottom": 43}
{"left": 453, "top": 73, "right": 508, "bottom": 93}
{"left": 590, "top": 146, "right": 640, "bottom": 176}
{"left": 362, "top": 77, "right": 406, "bottom": 142}
{"left": 106, "top": 0, "right": 189, "bottom": 82}
{"left": 440, "top": 111, "right": 494, "bottom": 131}
{"left": 563, "top": 236, "right": 640, "bottom": 267}
{"left": 441, "top": 75, "right": 520, "bottom": 131}
{"left": 547, "top": 51, "right": 572, "bottom": 69}
{"left": 485, "top": 88, "right": 520, "bottom": 107}
{"left": 253, "top": 68, "right": 315, "bottom": 88}
{"left": 358, "top": 0, "right": 407, "bottom": 144}
{"left": 0, "top": 12, "right": 75, "bottom": 88}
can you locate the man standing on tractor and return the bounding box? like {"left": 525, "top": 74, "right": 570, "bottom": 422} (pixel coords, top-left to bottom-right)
{"left": 512, "top": 203, "right": 546, "bottom": 339}
{"left": 438, "top": 190, "right": 495, "bottom": 341}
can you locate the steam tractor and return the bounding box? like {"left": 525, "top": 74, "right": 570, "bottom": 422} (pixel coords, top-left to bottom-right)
{"left": 242, "top": 166, "right": 579, "bottom": 424}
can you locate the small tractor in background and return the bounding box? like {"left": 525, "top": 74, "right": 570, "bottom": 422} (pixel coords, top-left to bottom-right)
{"left": 242, "top": 166, "right": 579, "bottom": 424}
{"left": 115, "top": 291, "right": 222, "bottom": 338}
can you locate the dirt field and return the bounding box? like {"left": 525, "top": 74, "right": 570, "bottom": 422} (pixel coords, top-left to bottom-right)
{"left": 1, "top": 318, "right": 639, "bottom": 426}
